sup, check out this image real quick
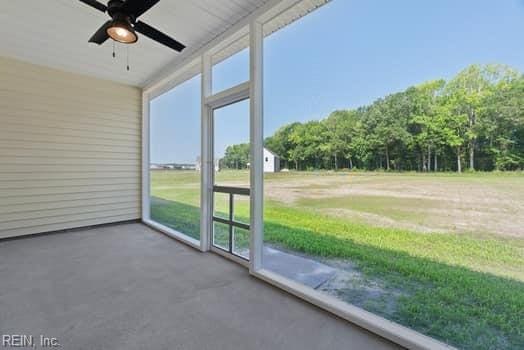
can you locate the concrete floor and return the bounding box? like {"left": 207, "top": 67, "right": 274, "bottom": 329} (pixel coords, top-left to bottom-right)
{"left": 0, "top": 223, "right": 401, "bottom": 350}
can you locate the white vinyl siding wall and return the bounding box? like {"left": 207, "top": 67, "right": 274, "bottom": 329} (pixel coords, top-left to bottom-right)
{"left": 0, "top": 56, "right": 141, "bottom": 239}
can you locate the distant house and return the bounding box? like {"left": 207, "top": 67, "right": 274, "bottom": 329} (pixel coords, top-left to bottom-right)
{"left": 195, "top": 157, "right": 201, "bottom": 172}
{"left": 181, "top": 164, "right": 196, "bottom": 170}
{"left": 150, "top": 164, "right": 164, "bottom": 170}
{"left": 151, "top": 163, "right": 197, "bottom": 170}
{"left": 196, "top": 150, "right": 279, "bottom": 173}
{"left": 264, "top": 148, "right": 280, "bottom": 173}
{"left": 195, "top": 157, "right": 220, "bottom": 172}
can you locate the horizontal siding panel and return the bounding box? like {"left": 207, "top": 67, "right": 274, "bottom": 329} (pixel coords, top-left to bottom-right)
{"left": 0, "top": 63, "right": 140, "bottom": 99}
{"left": 0, "top": 201, "right": 139, "bottom": 221}
{"left": 0, "top": 214, "right": 139, "bottom": 240}
{"left": 0, "top": 148, "right": 139, "bottom": 160}
{"left": 3, "top": 109, "right": 140, "bottom": 132}
{"left": 0, "top": 123, "right": 139, "bottom": 142}
{"left": 0, "top": 208, "right": 139, "bottom": 231}
{"left": 0, "top": 87, "right": 141, "bottom": 112}
{"left": 0, "top": 171, "right": 138, "bottom": 181}
{"left": 0, "top": 177, "right": 139, "bottom": 190}
{"left": 0, "top": 73, "right": 141, "bottom": 101}
{"left": 0, "top": 149, "right": 139, "bottom": 161}
{"left": 1, "top": 183, "right": 139, "bottom": 198}
{"left": 0, "top": 164, "right": 138, "bottom": 173}
{"left": 0, "top": 104, "right": 141, "bottom": 125}
{"left": 0, "top": 131, "right": 139, "bottom": 148}
{"left": 1, "top": 116, "right": 140, "bottom": 136}
{"left": 0, "top": 156, "right": 138, "bottom": 166}
{"left": 0, "top": 202, "right": 138, "bottom": 223}
{"left": 0, "top": 190, "right": 138, "bottom": 206}
{"left": 0, "top": 195, "right": 138, "bottom": 215}
{"left": 0, "top": 140, "right": 138, "bottom": 155}
{"left": 0, "top": 105, "right": 140, "bottom": 127}
{"left": 0, "top": 58, "right": 141, "bottom": 237}
{"left": 0, "top": 80, "right": 140, "bottom": 104}
{"left": 0, "top": 91, "right": 140, "bottom": 116}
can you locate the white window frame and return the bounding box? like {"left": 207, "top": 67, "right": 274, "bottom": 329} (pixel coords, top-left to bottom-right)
{"left": 141, "top": 1, "right": 452, "bottom": 349}
{"left": 142, "top": 59, "right": 203, "bottom": 251}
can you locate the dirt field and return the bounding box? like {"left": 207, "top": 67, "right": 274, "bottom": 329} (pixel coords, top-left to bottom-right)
{"left": 262, "top": 171, "right": 524, "bottom": 238}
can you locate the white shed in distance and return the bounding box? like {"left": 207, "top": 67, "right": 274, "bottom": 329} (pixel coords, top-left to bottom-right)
{"left": 264, "top": 148, "right": 280, "bottom": 173}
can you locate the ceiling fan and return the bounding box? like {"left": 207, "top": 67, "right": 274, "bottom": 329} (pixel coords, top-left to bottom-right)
{"left": 79, "top": 0, "right": 185, "bottom": 52}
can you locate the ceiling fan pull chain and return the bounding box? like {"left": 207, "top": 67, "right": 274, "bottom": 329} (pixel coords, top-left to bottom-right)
{"left": 126, "top": 45, "right": 130, "bottom": 71}
{"left": 112, "top": 40, "right": 116, "bottom": 58}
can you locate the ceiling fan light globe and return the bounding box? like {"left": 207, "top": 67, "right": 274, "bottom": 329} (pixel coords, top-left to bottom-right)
{"left": 106, "top": 17, "right": 138, "bottom": 44}
{"left": 115, "top": 28, "right": 128, "bottom": 37}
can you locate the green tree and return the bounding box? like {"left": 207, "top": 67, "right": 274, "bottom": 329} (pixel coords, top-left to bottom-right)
{"left": 265, "top": 122, "right": 300, "bottom": 169}
{"left": 445, "top": 64, "right": 520, "bottom": 170}
{"left": 322, "top": 110, "right": 358, "bottom": 169}
{"left": 364, "top": 93, "right": 412, "bottom": 170}
{"left": 222, "top": 143, "right": 250, "bottom": 169}
{"left": 437, "top": 95, "right": 469, "bottom": 173}
{"left": 410, "top": 80, "right": 446, "bottom": 171}
{"left": 225, "top": 63, "right": 523, "bottom": 173}
{"left": 483, "top": 75, "right": 524, "bottom": 170}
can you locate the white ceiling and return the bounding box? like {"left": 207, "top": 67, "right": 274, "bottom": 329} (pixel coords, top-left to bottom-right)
{"left": 0, "top": 0, "right": 270, "bottom": 87}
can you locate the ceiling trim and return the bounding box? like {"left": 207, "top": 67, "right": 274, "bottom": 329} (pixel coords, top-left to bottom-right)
{"left": 142, "top": 0, "right": 324, "bottom": 92}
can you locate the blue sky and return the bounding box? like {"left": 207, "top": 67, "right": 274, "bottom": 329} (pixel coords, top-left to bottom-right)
{"left": 150, "top": 0, "right": 524, "bottom": 164}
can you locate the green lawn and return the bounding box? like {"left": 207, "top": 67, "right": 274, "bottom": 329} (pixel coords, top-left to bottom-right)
{"left": 150, "top": 170, "right": 524, "bottom": 350}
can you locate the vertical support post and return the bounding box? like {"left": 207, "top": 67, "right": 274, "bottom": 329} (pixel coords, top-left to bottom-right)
{"left": 141, "top": 91, "right": 150, "bottom": 221}
{"left": 200, "top": 54, "right": 213, "bottom": 252}
{"left": 249, "top": 20, "right": 264, "bottom": 272}
{"left": 229, "top": 193, "right": 234, "bottom": 253}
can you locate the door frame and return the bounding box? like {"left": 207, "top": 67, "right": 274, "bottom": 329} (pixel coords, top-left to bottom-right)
{"left": 202, "top": 77, "right": 251, "bottom": 265}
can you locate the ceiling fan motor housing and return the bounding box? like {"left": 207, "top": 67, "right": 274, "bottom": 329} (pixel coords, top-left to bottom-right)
{"left": 107, "top": 0, "right": 135, "bottom": 23}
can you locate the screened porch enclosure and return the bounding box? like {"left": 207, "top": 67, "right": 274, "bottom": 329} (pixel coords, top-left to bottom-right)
{"left": 2, "top": 0, "right": 519, "bottom": 349}
{"left": 141, "top": 1, "right": 459, "bottom": 349}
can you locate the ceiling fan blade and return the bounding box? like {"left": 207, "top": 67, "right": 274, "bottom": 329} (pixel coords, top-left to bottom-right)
{"left": 134, "top": 21, "right": 186, "bottom": 52}
{"left": 122, "top": 0, "right": 160, "bottom": 18}
{"left": 78, "top": 0, "right": 107, "bottom": 13}
{"left": 89, "top": 21, "right": 112, "bottom": 45}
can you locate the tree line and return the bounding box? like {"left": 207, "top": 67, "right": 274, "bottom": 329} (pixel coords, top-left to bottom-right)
{"left": 222, "top": 64, "right": 524, "bottom": 172}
